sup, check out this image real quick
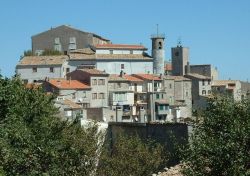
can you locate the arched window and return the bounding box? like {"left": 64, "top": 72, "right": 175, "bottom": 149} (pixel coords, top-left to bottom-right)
{"left": 159, "top": 41, "right": 162, "bottom": 49}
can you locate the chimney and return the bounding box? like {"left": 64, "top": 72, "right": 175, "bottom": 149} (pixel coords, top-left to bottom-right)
{"left": 120, "top": 70, "right": 125, "bottom": 77}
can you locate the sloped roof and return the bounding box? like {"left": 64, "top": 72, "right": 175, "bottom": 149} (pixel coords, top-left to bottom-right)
{"left": 63, "top": 99, "right": 82, "bottom": 109}
{"left": 78, "top": 68, "right": 109, "bottom": 76}
{"left": 186, "top": 73, "right": 211, "bottom": 80}
{"left": 17, "top": 55, "right": 68, "bottom": 66}
{"left": 95, "top": 44, "right": 147, "bottom": 50}
{"left": 48, "top": 79, "right": 90, "bottom": 90}
{"left": 108, "top": 74, "right": 128, "bottom": 82}
{"left": 123, "top": 75, "right": 143, "bottom": 82}
{"left": 164, "top": 75, "right": 190, "bottom": 81}
{"left": 212, "top": 80, "right": 238, "bottom": 86}
{"left": 69, "top": 53, "right": 152, "bottom": 60}
{"left": 32, "top": 25, "right": 110, "bottom": 41}
{"left": 132, "top": 74, "right": 162, "bottom": 81}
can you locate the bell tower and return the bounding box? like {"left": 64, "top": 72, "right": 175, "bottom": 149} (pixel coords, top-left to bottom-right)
{"left": 151, "top": 24, "right": 165, "bottom": 75}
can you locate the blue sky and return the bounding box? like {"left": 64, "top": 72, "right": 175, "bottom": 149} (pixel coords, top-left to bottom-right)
{"left": 0, "top": 0, "right": 250, "bottom": 81}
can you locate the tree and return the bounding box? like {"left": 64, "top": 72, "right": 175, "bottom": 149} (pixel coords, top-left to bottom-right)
{"left": 97, "top": 134, "right": 166, "bottom": 176}
{"left": 0, "top": 76, "right": 100, "bottom": 175}
{"left": 182, "top": 96, "right": 250, "bottom": 175}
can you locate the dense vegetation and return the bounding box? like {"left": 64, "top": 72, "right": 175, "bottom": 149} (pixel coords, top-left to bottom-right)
{"left": 97, "top": 134, "right": 166, "bottom": 176}
{"left": 0, "top": 76, "right": 100, "bottom": 175}
{"left": 0, "top": 76, "right": 165, "bottom": 175}
{"left": 21, "top": 49, "right": 63, "bottom": 57}
{"left": 182, "top": 96, "right": 250, "bottom": 175}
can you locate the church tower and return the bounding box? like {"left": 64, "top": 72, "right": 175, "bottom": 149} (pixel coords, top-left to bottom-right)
{"left": 171, "top": 41, "right": 189, "bottom": 76}
{"left": 151, "top": 26, "right": 165, "bottom": 75}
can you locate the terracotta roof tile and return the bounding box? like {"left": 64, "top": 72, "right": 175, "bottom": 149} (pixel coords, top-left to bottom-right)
{"left": 165, "top": 64, "right": 172, "bottom": 71}
{"left": 95, "top": 44, "right": 147, "bottom": 50}
{"left": 63, "top": 99, "right": 82, "bottom": 109}
{"left": 212, "top": 80, "right": 237, "bottom": 86}
{"left": 49, "top": 79, "right": 90, "bottom": 89}
{"left": 17, "top": 55, "right": 68, "bottom": 66}
{"left": 132, "top": 74, "right": 162, "bottom": 81}
{"left": 123, "top": 75, "right": 143, "bottom": 82}
{"left": 108, "top": 74, "right": 128, "bottom": 81}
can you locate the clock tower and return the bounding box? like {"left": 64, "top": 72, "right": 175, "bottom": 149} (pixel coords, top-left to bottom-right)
{"left": 171, "top": 43, "right": 189, "bottom": 76}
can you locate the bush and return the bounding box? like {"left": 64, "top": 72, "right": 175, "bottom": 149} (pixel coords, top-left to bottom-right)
{"left": 97, "top": 134, "right": 166, "bottom": 176}
{"left": 182, "top": 96, "right": 250, "bottom": 175}
{"left": 0, "top": 76, "right": 100, "bottom": 175}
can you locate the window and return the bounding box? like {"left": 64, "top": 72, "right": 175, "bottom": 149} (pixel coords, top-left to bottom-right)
{"left": 92, "top": 79, "right": 97, "bottom": 85}
{"left": 55, "top": 37, "right": 60, "bottom": 44}
{"left": 69, "top": 37, "right": 76, "bottom": 44}
{"left": 202, "top": 79, "right": 205, "bottom": 86}
{"left": 161, "top": 94, "right": 164, "bottom": 99}
{"left": 159, "top": 42, "right": 162, "bottom": 49}
{"left": 159, "top": 105, "right": 164, "bottom": 110}
{"left": 83, "top": 91, "right": 86, "bottom": 98}
{"left": 208, "top": 80, "right": 211, "bottom": 85}
{"left": 169, "top": 84, "right": 172, "bottom": 89}
{"left": 186, "top": 91, "right": 189, "bottom": 96}
{"left": 202, "top": 90, "right": 206, "bottom": 95}
{"left": 92, "top": 93, "right": 97, "bottom": 99}
{"left": 98, "top": 79, "right": 105, "bottom": 85}
{"left": 121, "top": 64, "right": 124, "bottom": 69}
{"left": 110, "top": 50, "right": 113, "bottom": 54}
{"left": 66, "top": 68, "right": 70, "bottom": 73}
{"left": 99, "top": 93, "right": 105, "bottom": 99}
{"left": 72, "top": 93, "right": 76, "bottom": 99}
{"left": 32, "top": 67, "right": 37, "bottom": 73}
{"left": 208, "top": 90, "right": 211, "bottom": 94}
{"left": 156, "top": 94, "right": 160, "bottom": 99}
{"left": 50, "top": 67, "right": 54, "bottom": 73}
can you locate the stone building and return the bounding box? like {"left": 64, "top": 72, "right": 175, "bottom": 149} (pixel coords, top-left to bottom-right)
{"left": 66, "top": 68, "right": 109, "bottom": 107}
{"left": 212, "top": 80, "right": 245, "bottom": 101}
{"left": 189, "top": 64, "right": 218, "bottom": 80}
{"left": 171, "top": 45, "right": 189, "bottom": 76}
{"left": 185, "top": 73, "right": 212, "bottom": 110}
{"left": 132, "top": 74, "right": 169, "bottom": 122}
{"left": 32, "top": 25, "right": 110, "bottom": 55}
{"left": 163, "top": 76, "right": 192, "bottom": 120}
{"left": 16, "top": 55, "right": 68, "bottom": 83}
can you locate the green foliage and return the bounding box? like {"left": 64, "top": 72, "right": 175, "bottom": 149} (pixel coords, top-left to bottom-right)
{"left": 41, "top": 49, "right": 63, "bottom": 56}
{"left": 23, "top": 50, "right": 34, "bottom": 56}
{"left": 0, "top": 76, "right": 100, "bottom": 175}
{"left": 182, "top": 96, "right": 250, "bottom": 175}
{"left": 97, "top": 134, "right": 166, "bottom": 176}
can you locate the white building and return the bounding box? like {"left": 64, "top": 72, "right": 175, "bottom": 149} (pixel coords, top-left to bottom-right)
{"left": 16, "top": 55, "right": 68, "bottom": 83}
{"left": 67, "top": 44, "right": 153, "bottom": 75}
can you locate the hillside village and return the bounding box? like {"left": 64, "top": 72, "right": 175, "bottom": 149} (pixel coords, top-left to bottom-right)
{"left": 16, "top": 25, "right": 250, "bottom": 123}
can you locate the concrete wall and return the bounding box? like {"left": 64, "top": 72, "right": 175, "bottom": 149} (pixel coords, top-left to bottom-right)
{"left": 16, "top": 65, "right": 65, "bottom": 83}
{"left": 96, "top": 61, "right": 153, "bottom": 75}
